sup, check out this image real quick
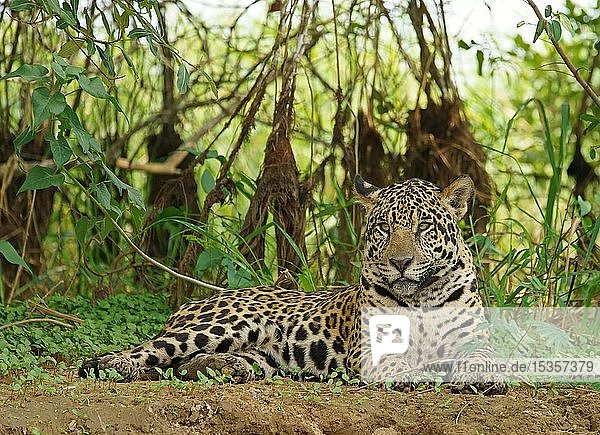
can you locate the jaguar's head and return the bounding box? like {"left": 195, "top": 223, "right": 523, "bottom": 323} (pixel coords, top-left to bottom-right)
{"left": 355, "top": 175, "right": 475, "bottom": 300}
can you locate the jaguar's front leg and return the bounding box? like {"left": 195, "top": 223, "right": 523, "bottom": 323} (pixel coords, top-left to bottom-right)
{"left": 79, "top": 351, "right": 142, "bottom": 382}
{"left": 79, "top": 335, "right": 193, "bottom": 382}
{"left": 175, "top": 350, "right": 280, "bottom": 383}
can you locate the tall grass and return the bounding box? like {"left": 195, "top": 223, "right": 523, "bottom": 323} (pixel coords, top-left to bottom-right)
{"left": 471, "top": 101, "right": 600, "bottom": 307}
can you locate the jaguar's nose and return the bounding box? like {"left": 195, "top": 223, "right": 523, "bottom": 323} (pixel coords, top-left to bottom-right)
{"left": 389, "top": 256, "right": 413, "bottom": 273}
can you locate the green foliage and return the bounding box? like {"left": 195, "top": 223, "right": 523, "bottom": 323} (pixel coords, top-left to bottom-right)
{"left": 0, "top": 241, "right": 32, "bottom": 275}
{"left": 177, "top": 64, "right": 190, "bottom": 95}
{"left": 324, "top": 367, "right": 360, "bottom": 393}
{"left": 472, "top": 99, "right": 599, "bottom": 306}
{"left": 533, "top": 4, "right": 563, "bottom": 42}
{"left": 2, "top": 50, "right": 145, "bottom": 215}
{"left": 17, "top": 165, "right": 65, "bottom": 194}
{"left": 0, "top": 293, "right": 171, "bottom": 379}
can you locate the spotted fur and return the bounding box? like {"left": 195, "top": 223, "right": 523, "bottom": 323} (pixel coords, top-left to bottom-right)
{"left": 79, "top": 175, "right": 503, "bottom": 394}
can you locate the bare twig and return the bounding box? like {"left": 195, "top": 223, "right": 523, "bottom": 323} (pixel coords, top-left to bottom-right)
{"left": 0, "top": 318, "right": 74, "bottom": 332}
{"left": 64, "top": 173, "right": 226, "bottom": 293}
{"left": 30, "top": 301, "right": 83, "bottom": 324}
{"left": 7, "top": 190, "right": 36, "bottom": 304}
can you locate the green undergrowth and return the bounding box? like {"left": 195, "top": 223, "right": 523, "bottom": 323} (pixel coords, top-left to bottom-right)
{"left": 0, "top": 292, "right": 171, "bottom": 383}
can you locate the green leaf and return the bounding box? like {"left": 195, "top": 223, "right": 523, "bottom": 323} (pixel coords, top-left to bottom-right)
{"left": 60, "top": 107, "right": 101, "bottom": 156}
{"left": 39, "top": 0, "right": 77, "bottom": 26}
{"left": 577, "top": 196, "right": 592, "bottom": 217}
{"left": 10, "top": 0, "right": 37, "bottom": 12}
{"left": 580, "top": 113, "right": 598, "bottom": 122}
{"left": 86, "top": 39, "right": 96, "bottom": 55}
{"left": 91, "top": 182, "right": 111, "bottom": 210}
{"left": 52, "top": 54, "right": 68, "bottom": 67}
{"left": 201, "top": 170, "right": 215, "bottom": 193}
{"left": 99, "top": 9, "right": 111, "bottom": 36}
{"left": 74, "top": 217, "right": 93, "bottom": 248}
{"left": 1, "top": 64, "right": 49, "bottom": 81}
{"left": 13, "top": 128, "right": 36, "bottom": 156}
{"left": 77, "top": 76, "right": 123, "bottom": 113}
{"left": 205, "top": 149, "right": 219, "bottom": 159}
{"left": 58, "top": 41, "right": 79, "bottom": 58}
{"left": 544, "top": 5, "right": 552, "bottom": 17}
{"left": 126, "top": 186, "right": 145, "bottom": 210}
{"left": 32, "top": 87, "right": 67, "bottom": 128}
{"left": 128, "top": 28, "right": 153, "bottom": 39}
{"left": 130, "top": 202, "right": 145, "bottom": 230}
{"left": 533, "top": 19, "right": 545, "bottom": 43}
{"left": 557, "top": 13, "right": 576, "bottom": 37}
{"left": 98, "top": 46, "right": 115, "bottom": 76}
{"left": 98, "top": 164, "right": 145, "bottom": 210}
{"left": 116, "top": 46, "right": 138, "bottom": 79}
{"left": 65, "top": 65, "right": 84, "bottom": 77}
{"left": 225, "top": 261, "right": 253, "bottom": 288}
{"left": 458, "top": 39, "right": 470, "bottom": 50}
{"left": 177, "top": 64, "right": 190, "bottom": 94}
{"left": 550, "top": 20, "right": 561, "bottom": 41}
{"left": 476, "top": 49, "right": 484, "bottom": 76}
{"left": 101, "top": 162, "right": 127, "bottom": 194}
{"left": 56, "top": 18, "right": 69, "bottom": 29}
{"left": 49, "top": 134, "right": 72, "bottom": 168}
{"left": 584, "top": 121, "right": 599, "bottom": 134}
{"left": 51, "top": 61, "right": 66, "bottom": 80}
{"left": 77, "top": 75, "right": 109, "bottom": 99}
{"left": 146, "top": 36, "right": 158, "bottom": 57}
{"left": 17, "top": 165, "right": 65, "bottom": 194}
{"left": 194, "top": 248, "right": 224, "bottom": 273}
{"left": 0, "top": 240, "right": 32, "bottom": 275}
{"left": 200, "top": 70, "right": 218, "bottom": 98}
{"left": 99, "top": 215, "right": 115, "bottom": 239}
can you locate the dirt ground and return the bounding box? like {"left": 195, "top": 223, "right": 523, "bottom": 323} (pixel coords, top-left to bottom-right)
{"left": 0, "top": 379, "right": 598, "bottom": 435}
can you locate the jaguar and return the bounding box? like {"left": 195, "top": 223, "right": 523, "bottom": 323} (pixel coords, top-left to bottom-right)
{"left": 80, "top": 175, "right": 505, "bottom": 394}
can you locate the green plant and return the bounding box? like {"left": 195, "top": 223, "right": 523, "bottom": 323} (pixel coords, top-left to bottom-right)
{"left": 194, "top": 367, "right": 233, "bottom": 386}
{"left": 153, "top": 367, "right": 188, "bottom": 390}
{"left": 472, "top": 100, "right": 599, "bottom": 306}
{"left": 0, "top": 292, "right": 171, "bottom": 383}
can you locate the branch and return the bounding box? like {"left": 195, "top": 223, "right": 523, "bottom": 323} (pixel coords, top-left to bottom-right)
{"left": 30, "top": 302, "right": 83, "bottom": 324}
{"left": 115, "top": 93, "right": 246, "bottom": 174}
{"left": 114, "top": 158, "right": 182, "bottom": 175}
{"left": 64, "top": 172, "right": 227, "bottom": 293}
{"left": 7, "top": 190, "right": 36, "bottom": 304}
{"left": 525, "top": 0, "right": 600, "bottom": 108}
{"left": 0, "top": 318, "right": 74, "bottom": 332}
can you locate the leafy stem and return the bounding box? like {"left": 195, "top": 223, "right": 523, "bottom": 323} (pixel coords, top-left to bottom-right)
{"left": 526, "top": 0, "right": 600, "bottom": 108}
{"left": 62, "top": 170, "right": 226, "bottom": 293}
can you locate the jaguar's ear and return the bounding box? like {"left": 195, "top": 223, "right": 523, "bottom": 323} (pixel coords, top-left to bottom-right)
{"left": 440, "top": 175, "right": 475, "bottom": 221}
{"left": 354, "top": 174, "right": 380, "bottom": 208}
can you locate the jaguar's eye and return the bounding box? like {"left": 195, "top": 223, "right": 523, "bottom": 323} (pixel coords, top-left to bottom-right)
{"left": 417, "top": 221, "right": 431, "bottom": 232}
{"left": 375, "top": 222, "right": 390, "bottom": 237}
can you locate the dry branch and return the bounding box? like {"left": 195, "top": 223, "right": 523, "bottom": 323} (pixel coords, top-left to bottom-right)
{"left": 0, "top": 318, "right": 74, "bottom": 332}
{"left": 30, "top": 302, "right": 83, "bottom": 324}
